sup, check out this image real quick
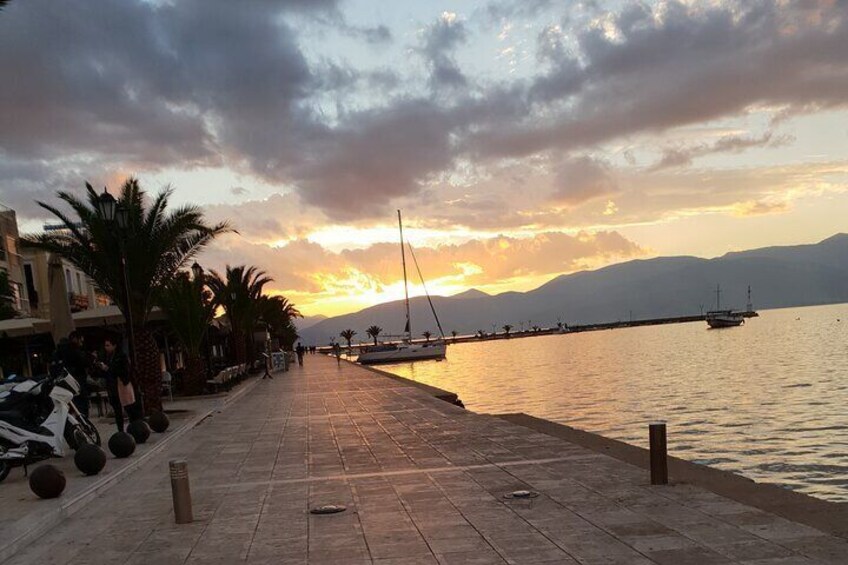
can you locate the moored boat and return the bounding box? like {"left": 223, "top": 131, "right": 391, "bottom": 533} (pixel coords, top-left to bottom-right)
{"left": 357, "top": 210, "right": 447, "bottom": 364}
{"left": 705, "top": 284, "right": 745, "bottom": 328}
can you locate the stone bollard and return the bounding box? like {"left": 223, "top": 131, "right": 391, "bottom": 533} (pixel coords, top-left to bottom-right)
{"left": 649, "top": 422, "right": 668, "bottom": 485}
{"left": 169, "top": 459, "right": 193, "bottom": 524}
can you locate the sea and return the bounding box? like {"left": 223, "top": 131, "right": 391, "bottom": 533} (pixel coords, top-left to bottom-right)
{"left": 379, "top": 303, "right": 848, "bottom": 502}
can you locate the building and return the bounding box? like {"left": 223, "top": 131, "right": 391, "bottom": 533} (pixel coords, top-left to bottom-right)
{"left": 0, "top": 203, "right": 30, "bottom": 317}
{"left": 21, "top": 247, "right": 111, "bottom": 319}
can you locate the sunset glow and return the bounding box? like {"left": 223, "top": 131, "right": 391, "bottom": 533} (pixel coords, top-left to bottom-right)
{"left": 3, "top": 0, "right": 847, "bottom": 318}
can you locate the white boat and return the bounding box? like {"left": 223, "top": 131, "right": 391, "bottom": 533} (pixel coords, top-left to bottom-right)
{"left": 705, "top": 284, "right": 744, "bottom": 328}
{"left": 356, "top": 341, "right": 446, "bottom": 365}
{"left": 358, "top": 211, "right": 447, "bottom": 365}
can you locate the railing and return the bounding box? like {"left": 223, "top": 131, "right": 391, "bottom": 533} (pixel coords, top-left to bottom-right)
{"left": 68, "top": 292, "right": 90, "bottom": 312}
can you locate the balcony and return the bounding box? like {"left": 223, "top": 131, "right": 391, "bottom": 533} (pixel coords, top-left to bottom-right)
{"left": 68, "top": 292, "right": 90, "bottom": 313}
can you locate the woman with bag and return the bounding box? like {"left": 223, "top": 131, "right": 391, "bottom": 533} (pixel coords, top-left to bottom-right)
{"left": 98, "top": 335, "right": 139, "bottom": 433}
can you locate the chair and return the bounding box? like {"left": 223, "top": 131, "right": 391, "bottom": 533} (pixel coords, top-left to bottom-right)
{"left": 161, "top": 371, "right": 174, "bottom": 401}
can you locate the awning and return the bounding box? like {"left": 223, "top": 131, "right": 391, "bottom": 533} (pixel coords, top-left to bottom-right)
{"left": 0, "top": 317, "right": 51, "bottom": 338}
{"left": 72, "top": 305, "right": 167, "bottom": 328}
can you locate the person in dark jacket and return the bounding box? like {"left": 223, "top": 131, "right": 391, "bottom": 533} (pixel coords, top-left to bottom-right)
{"left": 55, "top": 331, "right": 91, "bottom": 417}
{"left": 96, "top": 335, "right": 138, "bottom": 432}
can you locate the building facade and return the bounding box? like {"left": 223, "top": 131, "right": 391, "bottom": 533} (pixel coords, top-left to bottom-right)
{"left": 0, "top": 204, "right": 30, "bottom": 317}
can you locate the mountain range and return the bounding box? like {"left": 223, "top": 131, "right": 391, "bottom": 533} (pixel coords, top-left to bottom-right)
{"left": 298, "top": 234, "right": 848, "bottom": 345}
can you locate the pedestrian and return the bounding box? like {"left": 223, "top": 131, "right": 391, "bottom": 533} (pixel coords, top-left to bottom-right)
{"left": 96, "top": 335, "right": 139, "bottom": 432}
{"left": 55, "top": 330, "right": 92, "bottom": 417}
{"left": 295, "top": 342, "right": 305, "bottom": 366}
{"left": 332, "top": 342, "right": 341, "bottom": 365}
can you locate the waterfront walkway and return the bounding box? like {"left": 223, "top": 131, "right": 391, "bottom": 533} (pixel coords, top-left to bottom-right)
{"left": 5, "top": 356, "right": 848, "bottom": 564}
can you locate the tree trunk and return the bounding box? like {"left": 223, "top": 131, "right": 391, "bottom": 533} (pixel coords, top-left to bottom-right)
{"left": 232, "top": 329, "right": 246, "bottom": 363}
{"left": 183, "top": 353, "right": 205, "bottom": 396}
{"left": 134, "top": 328, "right": 162, "bottom": 415}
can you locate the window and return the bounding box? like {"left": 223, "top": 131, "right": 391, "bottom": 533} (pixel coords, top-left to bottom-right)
{"left": 76, "top": 272, "right": 82, "bottom": 294}
{"left": 24, "top": 263, "right": 38, "bottom": 309}
{"left": 65, "top": 269, "right": 72, "bottom": 292}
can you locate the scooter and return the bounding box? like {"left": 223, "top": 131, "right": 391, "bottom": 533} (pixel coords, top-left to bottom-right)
{"left": 0, "top": 365, "right": 101, "bottom": 482}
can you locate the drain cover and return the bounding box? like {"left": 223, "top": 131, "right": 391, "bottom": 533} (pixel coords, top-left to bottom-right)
{"left": 503, "top": 490, "right": 539, "bottom": 499}
{"left": 310, "top": 504, "right": 347, "bottom": 514}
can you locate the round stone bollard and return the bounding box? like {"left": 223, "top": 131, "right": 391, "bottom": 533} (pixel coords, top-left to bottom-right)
{"left": 29, "top": 464, "right": 66, "bottom": 499}
{"left": 148, "top": 411, "right": 170, "bottom": 433}
{"left": 74, "top": 443, "right": 107, "bottom": 475}
{"left": 127, "top": 420, "right": 151, "bottom": 444}
{"left": 108, "top": 431, "right": 137, "bottom": 458}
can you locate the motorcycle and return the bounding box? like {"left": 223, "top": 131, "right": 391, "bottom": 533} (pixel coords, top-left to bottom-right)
{"left": 0, "top": 365, "right": 101, "bottom": 482}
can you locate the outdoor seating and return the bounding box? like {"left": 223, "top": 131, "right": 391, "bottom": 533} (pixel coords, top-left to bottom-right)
{"left": 205, "top": 364, "right": 244, "bottom": 393}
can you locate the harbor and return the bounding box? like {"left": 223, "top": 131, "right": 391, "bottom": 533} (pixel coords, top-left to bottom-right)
{"left": 5, "top": 355, "right": 847, "bottom": 564}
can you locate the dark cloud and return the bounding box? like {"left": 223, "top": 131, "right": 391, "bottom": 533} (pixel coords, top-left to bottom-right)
{"left": 2, "top": 0, "right": 848, "bottom": 227}
{"left": 649, "top": 132, "right": 792, "bottom": 171}
{"left": 419, "top": 12, "right": 469, "bottom": 90}
{"left": 475, "top": 1, "right": 848, "bottom": 158}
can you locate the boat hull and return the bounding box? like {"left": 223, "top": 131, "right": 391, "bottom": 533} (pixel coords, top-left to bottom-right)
{"left": 706, "top": 311, "right": 744, "bottom": 328}
{"left": 357, "top": 343, "right": 446, "bottom": 364}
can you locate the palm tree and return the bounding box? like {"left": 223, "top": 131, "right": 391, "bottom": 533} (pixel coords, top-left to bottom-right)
{"left": 502, "top": 324, "right": 512, "bottom": 337}
{"left": 257, "top": 294, "right": 302, "bottom": 350}
{"left": 365, "top": 325, "right": 382, "bottom": 345}
{"left": 208, "top": 265, "right": 272, "bottom": 363}
{"left": 532, "top": 325, "right": 541, "bottom": 332}
{"left": 24, "top": 179, "right": 229, "bottom": 413}
{"left": 156, "top": 272, "right": 215, "bottom": 395}
{"left": 422, "top": 331, "right": 432, "bottom": 343}
{"left": 340, "top": 329, "right": 356, "bottom": 351}
{"left": 451, "top": 330, "right": 458, "bottom": 342}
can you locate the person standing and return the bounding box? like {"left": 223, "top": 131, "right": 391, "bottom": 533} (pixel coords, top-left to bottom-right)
{"left": 55, "top": 330, "right": 91, "bottom": 417}
{"left": 97, "top": 336, "right": 138, "bottom": 433}
{"left": 295, "top": 343, "right": 305, "bottom": 366}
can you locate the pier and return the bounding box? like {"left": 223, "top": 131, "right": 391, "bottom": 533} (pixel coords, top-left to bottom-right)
{"left": 6, "top": 354, "right": 846, "bottom": 564}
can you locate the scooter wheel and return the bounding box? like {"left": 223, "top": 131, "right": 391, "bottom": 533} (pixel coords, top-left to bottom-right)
{"left": 0, "top": 462, "right": 9, "bottom": 483}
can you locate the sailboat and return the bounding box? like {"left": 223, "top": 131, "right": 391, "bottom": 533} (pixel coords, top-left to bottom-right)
{"left": 357, "top": 211, "right": 447, "bottom": 365}
{"left": 705, "top": 284, "right": 744, "bottom": 328}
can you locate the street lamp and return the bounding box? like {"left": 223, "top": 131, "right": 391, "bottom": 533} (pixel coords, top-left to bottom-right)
{"left": 97, "top": 188, "right": 116, "bottom": 221}
{"left": 95, "top": 188, "right": 137, "bottom": 397}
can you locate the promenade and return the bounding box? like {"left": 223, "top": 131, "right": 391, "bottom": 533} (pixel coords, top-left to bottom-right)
{"left": 5, "top": 355, "right": 848, "bottom": 564}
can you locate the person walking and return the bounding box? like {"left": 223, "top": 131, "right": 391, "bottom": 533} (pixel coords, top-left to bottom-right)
{"left": 97, "top": 335, "right": 139, "bottom": 433}
{"left": 295, "top": 343, "right": 305, "bottom": 366}
{"left": 332, "top": 342, "right": 342, "bottom": 366}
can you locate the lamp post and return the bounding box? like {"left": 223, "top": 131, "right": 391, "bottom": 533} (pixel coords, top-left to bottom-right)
{"left": 96, "top": 189, "right": 137, "bottom": 387}
{"left": 191, "top": 262, "right": 212, "bottom": 380}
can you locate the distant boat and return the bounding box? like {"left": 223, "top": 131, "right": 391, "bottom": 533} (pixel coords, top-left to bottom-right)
{"left": 705, "top": 284, "right": 744, "bottom": 328}
{"left": 357, "top": 211, "right": 447, "bottom": 365}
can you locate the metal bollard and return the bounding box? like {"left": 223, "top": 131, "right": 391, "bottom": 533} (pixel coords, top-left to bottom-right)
{"left": 169, "top": 459, "right": 193, "bottom": 524}
{"left": 649, "top": 422, "right": 668, "bottom": 485}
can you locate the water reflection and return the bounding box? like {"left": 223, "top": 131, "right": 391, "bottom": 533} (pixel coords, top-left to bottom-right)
{"left": 381, "top": 303, "right": 848, "bottom": 502}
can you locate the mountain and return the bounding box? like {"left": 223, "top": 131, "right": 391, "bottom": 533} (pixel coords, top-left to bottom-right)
{"left": 299, "top": 234, "right": 848, "bottom": 345}
{"left": 294, "top": 314, "right": 327, "bottom": 332}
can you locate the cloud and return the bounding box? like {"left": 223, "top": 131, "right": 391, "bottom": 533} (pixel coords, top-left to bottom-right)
{"left": 199, "top": 229, "right": 645, "bottom": 310}
{"left": 419, "top": 11, "right": 470, "bottom": 90}
{"left": 649, "top": 132, "right": 792, "bottom": 171}
{"left": 551, "top": 155, "right": 618, "bottom": 206}
{"left": 474, "top": 1, "right": 848, "bottom": 158}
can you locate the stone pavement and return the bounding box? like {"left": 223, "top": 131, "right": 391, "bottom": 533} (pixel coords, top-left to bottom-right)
{"left": 0, "top": 390, "right": 234, "bottom": 562}
{"left": 4, "top": 355, "right": 848, "bottom": 564}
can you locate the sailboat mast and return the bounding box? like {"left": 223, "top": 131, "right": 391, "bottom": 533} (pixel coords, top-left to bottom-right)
{"left": 398, "top": 210, "right": 412, "bottom": 340}
{"left": 715, "top": 284, "right": 721, "bottom": 310}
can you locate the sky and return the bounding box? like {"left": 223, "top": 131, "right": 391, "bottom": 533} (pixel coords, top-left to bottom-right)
{"left": 1, "top": 0, "right": 847, "bottom": 317}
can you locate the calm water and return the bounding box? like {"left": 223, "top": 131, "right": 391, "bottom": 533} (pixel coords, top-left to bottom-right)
{"left": 381, "top": 304, "right": 848, "bottom": 502}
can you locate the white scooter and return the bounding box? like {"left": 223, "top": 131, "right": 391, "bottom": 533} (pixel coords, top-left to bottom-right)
{"left": 0, "top": 365, "right": 101, "bottom": 482}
